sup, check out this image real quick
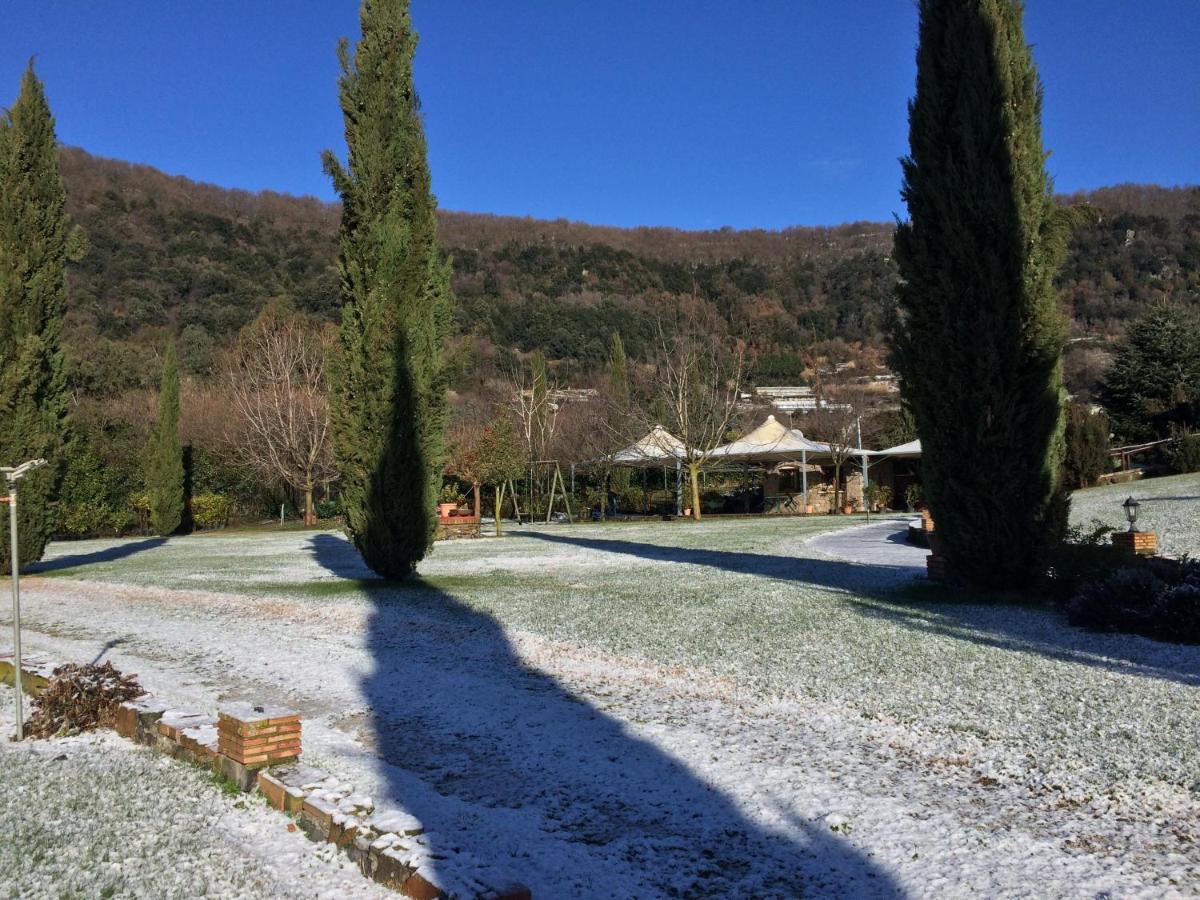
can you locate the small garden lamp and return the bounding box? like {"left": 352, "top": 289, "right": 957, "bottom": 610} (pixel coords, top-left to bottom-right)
{"left": 1122, "top": 495, "right": 1140, "bottom": 533}
{"left": 3, "top": 457, "right": 47, "bottom": 741}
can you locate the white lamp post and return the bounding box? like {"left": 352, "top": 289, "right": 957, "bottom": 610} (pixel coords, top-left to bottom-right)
{"left": 3, "top": 458, "right": 47, "bottom": 741}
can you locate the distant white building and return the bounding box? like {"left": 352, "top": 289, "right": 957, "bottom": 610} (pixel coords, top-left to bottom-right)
{"left": 744, "top": 386, "right": 848, "bottom": 413}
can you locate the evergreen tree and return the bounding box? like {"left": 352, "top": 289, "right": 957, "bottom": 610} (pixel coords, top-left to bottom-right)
{"left": 890, "top": 0, "right": 1074, "bottom": 588}
{"left": 322, "top": 0, "right": 453, "bottom": 578}
{"left": 145, "top": 339, "right": 183, "bottom": 536}
{"left": 1063, "top": 404, "right": 1110, "bottom": 489}
{"left": 608, "top": 331, "right": 632, "bottom": 496}
{"left": 0, "top": 64, "right": 70, "bottom": 573}
{"left": 1099, "top": 304, "right": 1200, "bottom": 443}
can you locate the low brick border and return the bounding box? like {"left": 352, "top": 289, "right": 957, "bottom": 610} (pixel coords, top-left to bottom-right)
{"left": 6, "top": 655, "right": 528, "bottom": 899}
{"left": 115, "top": 695, "right": 530, "bottom": 899}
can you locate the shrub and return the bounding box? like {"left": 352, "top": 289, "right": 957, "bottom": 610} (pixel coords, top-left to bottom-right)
{"left": 27, "top": 662, "right": 144, "bottom": 738}
{"left": 582, "top": 486, "right": 607, "bottom": 515}
{"left": 190, "top": 492, "right": 233, "bottom": 530}
{"left": 1066, "top": 559, "right": 1200, "bottom": 643}
{"left": 1063, "top": 405, "right": 1111, "bottom": 488}
{"left": 904, "top": 483, "right": 923, "bottom": 511}
{"left": 1166, "top": 431, "right": 1200, "bottom": 474}
{"left": 1043, "top": 520, "right": 1123, "bottom": 600}
{"left": 57, "top": 501, "right": 135, "bottom": 538}
{"left": 864, "top": 483, "right": 893, "bottom": 510}
{"left": 612, "top": 484, "right": 646, "bottom": 513}
{"left": 56, "top": 440, "right": 138, "bottom": 538}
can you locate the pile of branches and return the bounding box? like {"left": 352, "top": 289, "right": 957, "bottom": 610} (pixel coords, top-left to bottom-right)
{"left": 26, "top": 662, "right": 144, "bottom": 739}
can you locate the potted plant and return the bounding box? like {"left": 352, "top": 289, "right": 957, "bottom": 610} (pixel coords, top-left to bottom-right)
{"left": 864, "top": 483, "right": 892, "bottom": 512}
{"left": 904, "top": 483, "right": 923, "bottom": 513}
{"left": 439, "top": 483, "right": 465, "bottom": 518}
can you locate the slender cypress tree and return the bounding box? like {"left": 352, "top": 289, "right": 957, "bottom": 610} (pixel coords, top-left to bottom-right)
{"left": 322, "top": 0, "right": 453, "bottom": 578}
{"left": 608, "top": 332, "right": 632, "bottom": 495}
{"left": 145, "top": 339, "right": 183, "bottom": 536}
{"left": 0, "top": 64, "right": 70, "bottom": 572}
{"left": 891, "top": 0, "right": 1074, "bottom": 588}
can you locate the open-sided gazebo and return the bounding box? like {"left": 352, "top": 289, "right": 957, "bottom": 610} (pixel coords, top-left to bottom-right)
{"left": 708, "top": 415, "right": 837, "bottom": 511}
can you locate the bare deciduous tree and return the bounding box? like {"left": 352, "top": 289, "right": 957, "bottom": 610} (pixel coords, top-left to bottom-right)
{"left": 801, "top": 385, "right": 874, "bottom": 511}
{"left": 646, "top": 317, "right": 744, "bottom": 521}
{"left": 507, "top": 351, "right": 561, "bottom": 513}
{"left": 226, "top": 311, "right": 335, "bottom": 526}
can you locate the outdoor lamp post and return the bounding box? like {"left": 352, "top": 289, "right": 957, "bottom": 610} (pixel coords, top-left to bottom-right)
{"left": 1122, "top": 496, "right": 1140, "bottom": 532}
{"left": 3, "top": 458, "right": 47, "bottom": 741}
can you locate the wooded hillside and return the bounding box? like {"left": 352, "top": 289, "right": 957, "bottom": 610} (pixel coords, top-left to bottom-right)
{"left": 59, "top": 146, "right": 1199, "bottom": 397}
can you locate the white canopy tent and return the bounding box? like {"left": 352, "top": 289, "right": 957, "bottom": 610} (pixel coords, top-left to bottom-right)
{"left": 609, "top": 425, "right": 689, "bottom": 467}
{"left": 708, "top": 415, "right": 840, "bottom": 509}
{"left": 708, "top": 415, "right": 832, "bottom": 463}
{"left": 875, "top": 439, "right": 922, "bottom": 459}
{"left": 606, "top": 425, "right": 689, "bottom": 514}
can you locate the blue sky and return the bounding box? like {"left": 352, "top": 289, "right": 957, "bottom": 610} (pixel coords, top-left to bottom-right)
{"left": 2, "top": 1, "right": 1197, "bottom": 230}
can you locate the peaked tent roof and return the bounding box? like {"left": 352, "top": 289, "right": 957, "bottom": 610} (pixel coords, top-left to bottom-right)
{"left": 709, "top": 415, "right": 834, "bottom": 462}
{"left": 875, "top": 439, "right": 922, "bottom": 459}
{"left": 610, "top": 425, "right": 689, "bottom": 467}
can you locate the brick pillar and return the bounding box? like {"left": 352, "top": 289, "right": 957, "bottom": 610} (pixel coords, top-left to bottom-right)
{"left": 1111, "top": 530, "right": 1157, "bottom": 558}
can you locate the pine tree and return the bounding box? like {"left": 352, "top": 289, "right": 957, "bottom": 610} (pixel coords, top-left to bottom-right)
{"left": 0, "top": 64, "right": 70, "bottom": 573}
{"left": 1099, "top": 304, "right": 1200, "bottom": 443}
{"left": 145, "top": 339, "right": 183, "bottom": 536}
{"left": 322, "top": 0, "right": 453, "bottom": 579}
{"left": 890, "top": 0, "right": 1074, "bottom": 588}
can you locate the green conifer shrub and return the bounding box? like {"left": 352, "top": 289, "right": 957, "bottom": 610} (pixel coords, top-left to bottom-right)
{"left": 145, "top": 340, "right": 183, "bottom": 536}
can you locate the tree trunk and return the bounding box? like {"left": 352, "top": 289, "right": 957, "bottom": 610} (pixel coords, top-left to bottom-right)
{"left": 494, "top": 484, "right": 504, "bottom": 537}
{"left": 689, "top": 462, "right": 703, "bottom": 521}
{"left": 472, "top": 481, "right": 481, "bottom": 518}
{"left": 304, "top": 483, "right": 316, "bottom": 526}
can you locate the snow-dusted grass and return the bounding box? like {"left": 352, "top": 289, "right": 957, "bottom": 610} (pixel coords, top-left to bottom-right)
{"left": 0, "top": 686, "right": 388, "bottom": 900}
{"left": 8, "top": 505, "right": 1200, "bottom": 895}
{"left": 1071, "top": 471, "right": 1200, "bottom": 558}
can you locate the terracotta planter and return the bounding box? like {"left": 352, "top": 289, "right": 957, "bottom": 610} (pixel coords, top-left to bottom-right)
{"left": 437, "top": 502, "right": 457, "bottom": 518}
{"left": 841, "top": 505, "right": 853, "bottom": 515}
{"left": 805, "top": 504, "right": 815, "bottom": 515}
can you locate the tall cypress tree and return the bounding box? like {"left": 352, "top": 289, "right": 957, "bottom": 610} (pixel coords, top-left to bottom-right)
{"left": 0, "top": 64, "right": 70, "bottom": 573}
{"left": 608, "top": 332, "right": 632, "bottom": 495}
{"left": 323, "top": 0, "right": 453, "bottom": 579}
{"left": 891, "top": 0, "right": 1074, "bottom": 588}
{"left": 145, "top": 339, "right": 183, "bottom": 537}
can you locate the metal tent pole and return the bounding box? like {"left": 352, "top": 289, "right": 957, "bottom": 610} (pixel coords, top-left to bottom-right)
{"left": 802, "top": 449, "right": 808, "bottom": 513}
{"left": 9, "top": 483, "right": 23, "bottom": 741}
{"left": 675, "top": 459, "right": 683, "bottom": 516}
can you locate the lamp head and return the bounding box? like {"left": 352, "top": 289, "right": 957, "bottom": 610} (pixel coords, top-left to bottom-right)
{"left": 1122, "top": 495, "right": 1140, "bottom": 531}
{"left": 1, "top": 458, "right": 48, "bottom": 484}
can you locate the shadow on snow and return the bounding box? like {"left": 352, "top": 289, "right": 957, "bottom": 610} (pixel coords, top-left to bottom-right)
{"left": 516, "top": 529, "right": 1200, "bottom": 690}
{"left": 308, "top": 532, "right": 902, "bottom": 898}
{"left": 29, "top": 537, "right": 167, "bottom": 574}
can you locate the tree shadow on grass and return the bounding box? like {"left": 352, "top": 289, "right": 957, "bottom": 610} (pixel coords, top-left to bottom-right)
{"left": 29, "top": 538, "right": 167, "bottom": 574}
{"left": 520, "top": 529, "right": 922, "bottom": 588}
{"left": 308, "top": 533, "right": 903, "bottom": 898}
{"left": 517, "top": 529, "right": 1200, "bottom": 689}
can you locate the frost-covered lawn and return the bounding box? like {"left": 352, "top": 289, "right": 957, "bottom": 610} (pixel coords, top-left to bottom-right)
{"left": 0, "top": 686, "right": 389, "bottom": 900}
{"left": 1071, "top": 471, "right": 1200, "bottom": 558}
{"left": 4, "top": 502, "right": 1199, "bottom": 897}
